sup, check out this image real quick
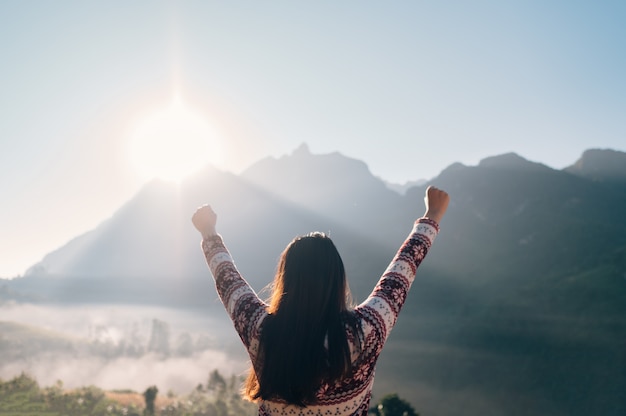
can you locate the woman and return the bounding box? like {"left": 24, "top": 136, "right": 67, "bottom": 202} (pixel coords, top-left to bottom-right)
{"left": 192, "top": 186, "right": 449, "bottom": 415}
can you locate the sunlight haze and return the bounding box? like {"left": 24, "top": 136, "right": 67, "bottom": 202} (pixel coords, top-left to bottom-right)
{"left": 1, "top": 0, "right": 625, "bottom": 277}
{"left": 127, "top": 96, "right": 224, "bottom": 182}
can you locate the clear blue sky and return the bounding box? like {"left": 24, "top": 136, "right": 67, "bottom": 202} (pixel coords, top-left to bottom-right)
{"left": 1, "top": 1, "right": 625, "bottom": 277}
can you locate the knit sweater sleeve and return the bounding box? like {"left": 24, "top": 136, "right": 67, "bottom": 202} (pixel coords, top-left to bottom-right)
{"left": 355, "top": 217, "right": 439, "bottom": 353}
{"left": 201, "top": 235, "right": 268, "bottom": 358}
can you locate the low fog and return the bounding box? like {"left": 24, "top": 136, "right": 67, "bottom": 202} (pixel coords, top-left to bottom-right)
{"left": 0, "top": 303, "right": 248, "bottom": 393}
{"left": 1, "top": 350, "right": 247, "bottom": 393}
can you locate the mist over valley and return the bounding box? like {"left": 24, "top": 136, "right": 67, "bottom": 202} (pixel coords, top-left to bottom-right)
{"left": 0, "top": 303, "right": 247, "bottom": 395}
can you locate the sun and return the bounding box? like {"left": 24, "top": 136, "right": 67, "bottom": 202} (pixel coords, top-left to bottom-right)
{"left": 128, "top": 98, "right": 222, "bottom": 183}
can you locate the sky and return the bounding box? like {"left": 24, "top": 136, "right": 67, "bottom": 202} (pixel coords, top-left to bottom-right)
{"left": 1, "top": 1, "right": 625, "bottom": 278}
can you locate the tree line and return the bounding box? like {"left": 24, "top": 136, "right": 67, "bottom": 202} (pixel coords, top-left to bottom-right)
{"left": 0, "top": 371, "right": 419, "bottom": 416}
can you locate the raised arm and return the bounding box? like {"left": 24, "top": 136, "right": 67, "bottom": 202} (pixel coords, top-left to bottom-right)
{"left": 356, "top": 186, "right": 449, "bottom": 346}
{"left": 192, "top": 205, "right": 268, "bottom": 354}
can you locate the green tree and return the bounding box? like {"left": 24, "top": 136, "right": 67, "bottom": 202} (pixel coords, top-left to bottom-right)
{"left": 371, "top": 393, "right": 419, "bottom": 416}
{"left": 207, "top": 369, "right": 227, "bottom": 398}
{"left": 143, "top": 385, "right": 158, "bottom": 416}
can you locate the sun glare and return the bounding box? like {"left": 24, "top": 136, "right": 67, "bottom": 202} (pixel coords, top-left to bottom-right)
{"left": 128, "top": 98, "right": 222, "bottom": 183}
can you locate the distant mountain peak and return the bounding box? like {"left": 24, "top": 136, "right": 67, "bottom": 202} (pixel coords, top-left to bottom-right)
{"left": 479, "top": 152, "right": 526, "bottom": 167}
{"left": 240, "top": 144, "right": 400, "bottom": 222}
{"left": 292, "top": 142, "right": 311, "bottom": 157}
{"left": 564, "top": 148, "right": 626, "bottom": 182}
{"left": 440, "top": 161, "right": 468, "bottom": 174}
{"left": 479, "top": 152, "right": 549, "bottom": 171}
{"left": 245, "top": 144, "right": 369, "bottom": 178}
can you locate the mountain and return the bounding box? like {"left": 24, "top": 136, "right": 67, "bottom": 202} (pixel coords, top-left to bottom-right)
{"left": 478, "top": 151, "right": 552, "bottom": 171}
{"left": 420, "top": 150, "right": 626, "bottom": 281}
{"left": 4, "top": 145, "right": 626, "bottom": 416}
{"left": 14, "top": 157, "right": 394, "bottom": 305}
{"left": 240, "top": 143, "right": 408, "bottom": 238}
{"left": 564, "top": 148, "right": 626, "bottom": 183}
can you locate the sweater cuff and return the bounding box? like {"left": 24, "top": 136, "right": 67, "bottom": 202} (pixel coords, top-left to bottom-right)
{"left": 412, "top": 217, "right": 439, "bottom": 244}
{"left": 201, "top": 234, "right": 224, "bottom": 254}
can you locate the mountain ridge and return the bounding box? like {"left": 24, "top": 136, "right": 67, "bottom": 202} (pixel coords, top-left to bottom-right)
{"left": 10, "top": 146, "right": 626, "bottom": 284}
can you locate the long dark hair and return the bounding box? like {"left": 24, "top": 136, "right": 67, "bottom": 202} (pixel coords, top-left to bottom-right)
{"left": 243, "top": 232, "right": 356, "bottom": 406}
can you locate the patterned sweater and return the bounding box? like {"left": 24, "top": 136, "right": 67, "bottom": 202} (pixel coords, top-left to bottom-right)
{"left": 201, "top": 218, "right": 439, "bottom": 416}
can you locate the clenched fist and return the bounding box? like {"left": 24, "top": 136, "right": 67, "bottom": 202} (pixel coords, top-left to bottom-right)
{"left": 192, "top": 204, "right": 218, "bottom": 239}
{"left": 423, "top": 186, "right": 449, "bottom": 224}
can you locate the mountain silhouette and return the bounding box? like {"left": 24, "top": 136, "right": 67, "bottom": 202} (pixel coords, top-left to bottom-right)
{"left": 240, "top": 143, "right": 407, "bottom": 239}
{"left": 564, "top": 148, "right": 626, "bottom": 183}
{"left": 4, "top": 145, "right": 626, "bottom": 416}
